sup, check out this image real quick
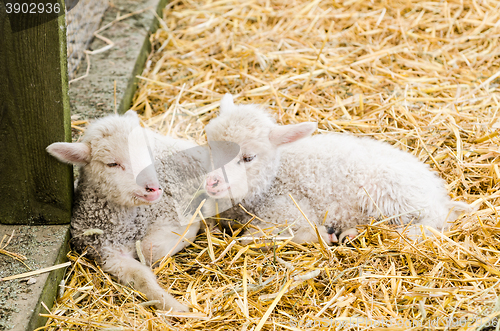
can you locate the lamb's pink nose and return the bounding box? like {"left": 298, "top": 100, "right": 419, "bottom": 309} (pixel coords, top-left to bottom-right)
{"left": 145, "top": 185, "right": 161, "bottom": 193}
{"left": 206, "top": 174, "right": 223, "bottom": 188}
{"left": 328, "top": 233, "right": 338, "bottom": 243}
{"left": 144, "top": 185, "right": 162, "bottom": 201}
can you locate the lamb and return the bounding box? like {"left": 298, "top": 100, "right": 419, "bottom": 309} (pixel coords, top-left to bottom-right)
{"left": 46, "top": 111, "right": 209, "bottom": 312}
{"left": 203, "top": 94, "right": 470, "bottom": 245}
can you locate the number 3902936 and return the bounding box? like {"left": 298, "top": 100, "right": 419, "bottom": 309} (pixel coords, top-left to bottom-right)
{"left": 5, "top": 2, "right": 61, "bottom": 14}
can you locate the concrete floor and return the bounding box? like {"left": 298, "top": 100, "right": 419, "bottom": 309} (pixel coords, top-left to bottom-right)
{"left": 0, "top": 225, "right": 69, "bottom": 331}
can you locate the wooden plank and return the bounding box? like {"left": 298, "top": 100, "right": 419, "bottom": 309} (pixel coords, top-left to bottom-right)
{"left": 0, "top": 1, "right": 73, "bottom": 225}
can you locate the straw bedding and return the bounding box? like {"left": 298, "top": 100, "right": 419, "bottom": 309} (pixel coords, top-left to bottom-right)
{"left": 42, "top": 0, "right": 500, "bottom": 329}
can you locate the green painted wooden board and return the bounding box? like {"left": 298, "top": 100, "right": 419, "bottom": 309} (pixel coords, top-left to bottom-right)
{"left": 0, "top": 1, "right": 72, "bottom": 225}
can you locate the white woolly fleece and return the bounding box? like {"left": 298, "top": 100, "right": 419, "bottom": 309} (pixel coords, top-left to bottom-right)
{"left": 204, "top": 95, "right": 470, "bottom": 244}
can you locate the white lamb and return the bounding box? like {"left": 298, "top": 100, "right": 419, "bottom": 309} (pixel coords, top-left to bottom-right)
{"left": 47, "top": 111, "right": 208, "bottom": 312}
{"left": 203, "top": 94, "right": 469, "bottom": 244}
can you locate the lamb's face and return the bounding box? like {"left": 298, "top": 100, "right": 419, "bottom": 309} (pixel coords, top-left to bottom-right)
{"left": 86, "top": 127, "right": 162, "bottom": 207}
{"left": 47, "top": 112, "right": 163, "bottom": 207}
{"left": 203, "top": 94, "right": 317, "bottom": 200}
{"left": 204, "top": 101, "right": 278, "bottom": 200}
{"left": 204, "top": 135, "right": 274, "bottom": 200}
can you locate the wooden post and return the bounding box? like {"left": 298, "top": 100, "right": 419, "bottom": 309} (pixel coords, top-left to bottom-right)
{"left": 0, "top": 1, "right": 73, "bottom": 225}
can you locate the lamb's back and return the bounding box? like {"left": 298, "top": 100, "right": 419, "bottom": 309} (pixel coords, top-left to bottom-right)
{"left": 269, "top": 133, "right": 451, "bottom": 226}
{"left": 278, "top": 133, "right": 444, "bottom": 193}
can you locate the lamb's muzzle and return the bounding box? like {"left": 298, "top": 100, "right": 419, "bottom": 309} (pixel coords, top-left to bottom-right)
{"left": 205, "top": 173, "right": 229, "bottom": 197}
{"left": 138, "top": 185, "right": 162, "bottom": 202}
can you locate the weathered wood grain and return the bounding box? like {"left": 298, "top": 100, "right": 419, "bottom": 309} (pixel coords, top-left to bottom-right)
{"left": 0, "top": 1, "right": 72, "bottom": 225}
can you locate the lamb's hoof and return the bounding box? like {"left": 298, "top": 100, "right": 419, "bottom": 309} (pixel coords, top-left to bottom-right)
{"left": 339, "top": 228, "right": 358, "bottom": 244}
{"left": 318, "top": 225, "right": 336, "bottom": 244}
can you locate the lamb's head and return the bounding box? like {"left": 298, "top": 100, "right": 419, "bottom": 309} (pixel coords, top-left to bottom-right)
{"left": 46, "top": 111, "right": 162, "bottom": 207}
{"left": 203, "top": 94, "right": 317, "bottom": 200}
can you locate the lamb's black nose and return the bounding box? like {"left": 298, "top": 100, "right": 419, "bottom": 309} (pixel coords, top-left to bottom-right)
{"left": 326, "top": 226, "right": 336, "bottom": 235}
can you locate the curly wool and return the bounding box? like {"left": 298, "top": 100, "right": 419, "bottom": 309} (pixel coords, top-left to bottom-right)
{"left": 48, "top": 112, "right": 208, "bottom": 311}
{"left": 70, "top": 115, "right": 204, "bottom": 263}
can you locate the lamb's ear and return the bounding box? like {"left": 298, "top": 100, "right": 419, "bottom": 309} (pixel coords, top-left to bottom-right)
{"left": 124, "top": 109, "right": 140, "bottom": 124}
{"left": 220, "top": 94, "right": 235, "bottom": 114}
{"left": 46, "top": 142, "right": 90, "bottom": 165}
{"left": 269, "top": 122, "right": 317, "bottom": 146}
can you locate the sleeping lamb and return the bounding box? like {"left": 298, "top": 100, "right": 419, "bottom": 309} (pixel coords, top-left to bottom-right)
{"left": 47, "top": 111, "right": 209, "bottom": 312}
{"left": 203, "top": 94, "right": 469, "bottom": 244}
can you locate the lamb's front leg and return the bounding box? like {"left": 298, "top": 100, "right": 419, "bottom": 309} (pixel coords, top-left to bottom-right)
{"left": 141, "top": 222, "right": 200, "bottom": 263}
{"left": 101, "top": 247, "right": 188, "bottom": 312}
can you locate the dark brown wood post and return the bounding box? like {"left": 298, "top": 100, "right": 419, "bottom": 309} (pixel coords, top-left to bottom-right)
{"left": 0, "top": 0, "right": 73, "bottom": 225}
